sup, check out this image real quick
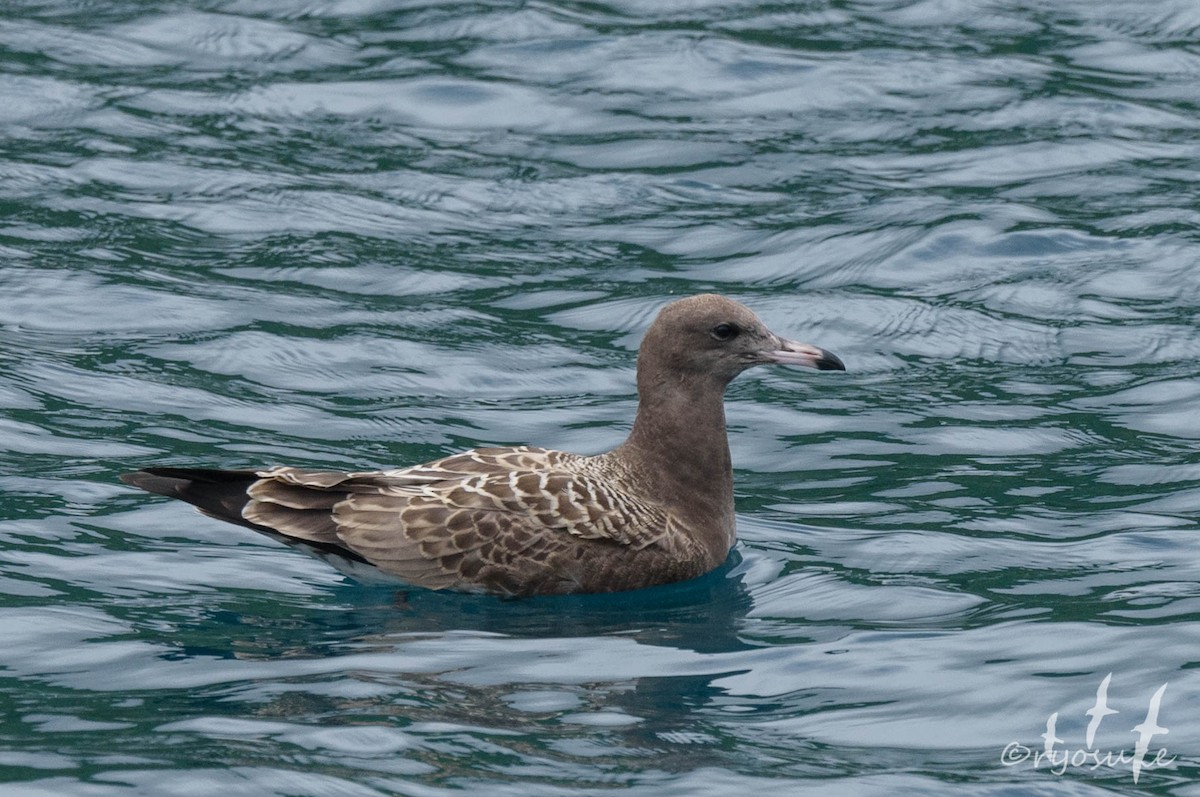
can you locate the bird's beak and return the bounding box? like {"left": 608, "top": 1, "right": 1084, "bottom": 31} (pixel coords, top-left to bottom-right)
{"left": 765, "top": 337, "right": 846, "bottom": 371}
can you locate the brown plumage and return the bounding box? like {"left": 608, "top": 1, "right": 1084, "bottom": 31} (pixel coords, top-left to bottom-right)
{"left": 121, "top": 294, "right": 845, "bottom": 596}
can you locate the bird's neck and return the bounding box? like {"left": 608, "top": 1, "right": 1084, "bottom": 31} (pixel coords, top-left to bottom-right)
{"left": 618, "top": 370, "right": 735, "bottom": 523}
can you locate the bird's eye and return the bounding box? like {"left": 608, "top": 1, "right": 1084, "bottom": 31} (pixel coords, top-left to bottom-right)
{"left": 710, "top": 322, "right": 738, "bottom": 341}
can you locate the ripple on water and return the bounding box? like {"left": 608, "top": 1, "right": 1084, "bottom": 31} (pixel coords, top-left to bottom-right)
{"left": 3, "top": 0, "right": 1200, "bottom": 794}
{"left": 749, "top": 570, "right": 985, "bottom": 624}
{"left": 114, "top": 12, "right": 328, "bottom": 67}
{"left": 0, "top": 74, "right": 101, "bottom": 126}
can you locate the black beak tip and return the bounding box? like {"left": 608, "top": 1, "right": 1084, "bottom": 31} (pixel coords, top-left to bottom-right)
{"left": 816, "top": 350, "right": 846, "bottom": 371}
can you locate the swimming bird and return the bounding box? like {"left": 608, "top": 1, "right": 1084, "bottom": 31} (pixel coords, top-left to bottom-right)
{"left": 121, "top": 294, "right": 845, "bottom": 596}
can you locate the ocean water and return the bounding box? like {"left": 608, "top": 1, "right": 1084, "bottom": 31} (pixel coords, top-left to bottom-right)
{"left": 2, "top": 1, "right": 1199, "bottom": 794}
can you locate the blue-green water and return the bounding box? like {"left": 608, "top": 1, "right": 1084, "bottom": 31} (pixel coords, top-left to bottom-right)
{"left": 2, "top": 1, "right": 1199, "bottom": 794}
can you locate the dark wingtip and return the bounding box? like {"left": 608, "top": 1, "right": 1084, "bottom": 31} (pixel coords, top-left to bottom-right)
{"left": 119, "top": 467, "right": 268, "bottom": 531}
{"left": 119, "top": 467, "right": 261, "bottom": 499}
{"left": 119, "top": 469, "right": 190, "bottom": 498}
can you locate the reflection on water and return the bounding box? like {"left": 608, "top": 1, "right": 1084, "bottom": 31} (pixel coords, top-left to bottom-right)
{"left": 2, "top": 0, "right": 1200, "bottom": 794}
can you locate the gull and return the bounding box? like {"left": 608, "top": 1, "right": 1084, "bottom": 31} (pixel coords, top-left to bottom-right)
{"left": 122, "top": 294, "right": 844, "bottom": 596}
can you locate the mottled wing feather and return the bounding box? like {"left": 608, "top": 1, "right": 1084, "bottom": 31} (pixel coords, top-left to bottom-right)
{"left": 245, "top": 500, "right": 341, "bottom": 545}
{"left": 242, "top": 480, "right": 340, "bottom": 545}
{"left": 238, "top": 446, "right": 674, "bottom": 592}
{"left": 332, "top": 493, "right": 580, "bottom": 593}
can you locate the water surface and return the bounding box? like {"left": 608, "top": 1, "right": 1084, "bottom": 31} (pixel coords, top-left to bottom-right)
{"left": 2, "top": 1, "right": 1199, "bottom": 794}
